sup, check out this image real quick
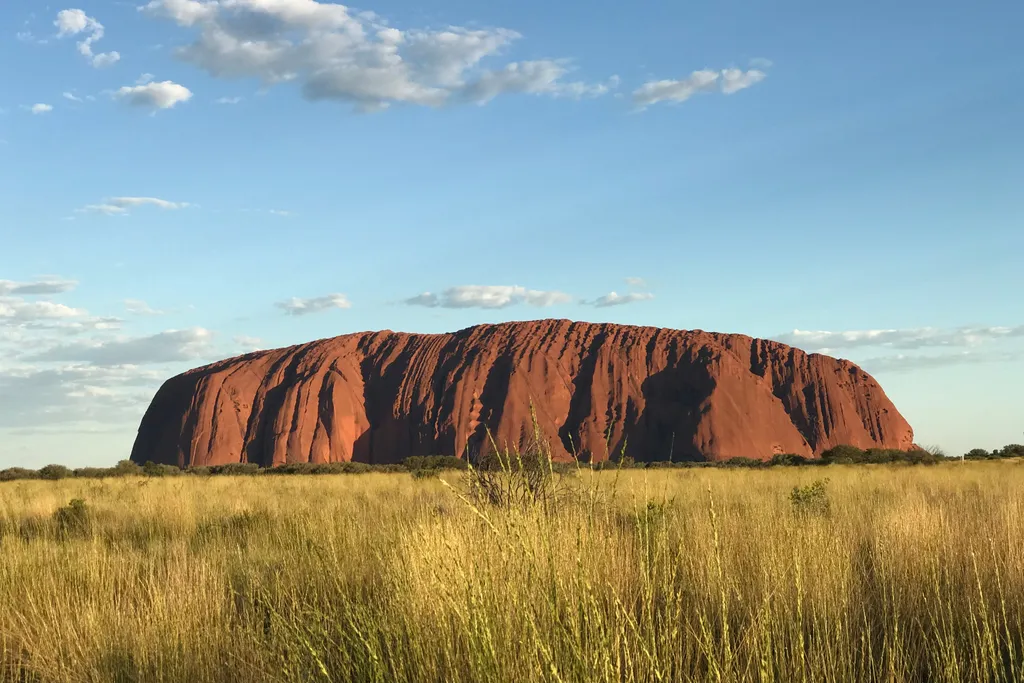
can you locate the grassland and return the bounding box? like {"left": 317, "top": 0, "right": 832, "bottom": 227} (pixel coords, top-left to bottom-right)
{"left": 1, "top": 462, "right": 1022, "bottom": 682}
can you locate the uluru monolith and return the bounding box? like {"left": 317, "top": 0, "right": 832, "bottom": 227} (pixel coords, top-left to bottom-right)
{"left": 130, "top": 320, "right": 915, "bottom": 467}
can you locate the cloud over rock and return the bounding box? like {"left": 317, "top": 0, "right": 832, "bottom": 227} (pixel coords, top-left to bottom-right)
{"left": 140, "top": 0, "right": 610, "bottom": 111}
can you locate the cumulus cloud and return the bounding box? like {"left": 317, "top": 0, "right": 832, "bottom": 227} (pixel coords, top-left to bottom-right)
{"left": 114, "top": 80, "right": 193, "bottom": 109}
{"left": 275, "top": 294, "right": 352, "bottom": 315}
{"left": 0, "top": 364, "right": 161, "bottom": 430}
{"left": 54, "top": 9, "right": 121, "bottom": 68}
{"left": 632, "top": 67, "right": 766, "bottom": 109}
{"left": 0, "top": 294, "right": 120, "bottom": 341}
{"left": 773, "top": 325, "right": 1024, "bottom": 352}
{"left": 0, "top": 279, "right": 229, "bottom": 435}
{"left": 139, "top": 0, "right": 611, "bottom": 112}
{"left": 0, "top": 278, "right": 77, "bottom": 296}
{"left": 29, "top": 103, "right": 53, "bottom": 114}
{"left": 0, "top": 299, "right": 86, "bottom": 322}
{"left": 31, "top": 328, "right": 214, "bottom": 365}
{"left": 79, "top": 196, "right": 191, "bottom": 215}
{"left": 588, "top": 291, "right": 655, "bottom": 307}
{"left": 405, "top": 285, "right": 572, "bottom": 309}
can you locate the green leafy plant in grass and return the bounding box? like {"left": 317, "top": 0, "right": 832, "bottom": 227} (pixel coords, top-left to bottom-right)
{"left": 53, "top": 498, "right": 91, "bottom": 538}
{"left": 790, "top": 479, "right": 831, "bottom": 518}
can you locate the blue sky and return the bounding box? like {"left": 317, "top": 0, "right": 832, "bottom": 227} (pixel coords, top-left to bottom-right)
{"left": 2, "top": 0, "right": 1022, "bottom": 467}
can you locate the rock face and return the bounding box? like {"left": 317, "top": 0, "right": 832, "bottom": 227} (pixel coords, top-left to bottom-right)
{"left": 130, "top": 320, "right": 915, "bottom": 467}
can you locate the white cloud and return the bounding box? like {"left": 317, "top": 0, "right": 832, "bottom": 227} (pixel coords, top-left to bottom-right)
{"left": 461, "top": 60, "right": 615, "bottom": 104}
{"left": 773, "top": 325, "right": 1024, "bottom": 352}
{"left": 405, "top": 285, "right": 572, "bottom": 309}
{"left": 16, "top": 30, "right": 48, "bottom": 45}
{"left": 720, "top": 67, "right": 767, "bottom": 94}
{"left": 109, "top": 197, "right": 189, "bottom": 210}
{"left": 142, "top": 0, "right": 217, "bottom": 26}
{"left": 624, "top": 277, "right": 647, "bottom": 288}
{"left": 215, "top": 96, "right": 242, "bottom": 104}
{"left": 0, "top": 299, "right": 86, "bottom": 322}
{"left": 0, "top": 279, "right": 229, "bottom": 436}
{"left": 632, "top": 67, "right": 767, "bottom": 109}
{"left": 54, "top": 9, "right": 121, "bottom": 68}
{"left": 0, "top": 278, "right": 77, "bottom": 296}
{"left": 859, "top": 351, "right": 1023, "bottom": 374}
{"left": 140, "top": 0, "right": 610, "bottom": 112}
{"left": 275, "top": 294, "right": 352, "bottom": 315}
{"left": 588, "top": 291, "right": 655, "bottom": 307}
{"left": 63, "top": 92, "right": 82, "bottom": 102}
{"left": 30, "top": 103, "right": 53, "bottom": 114}
{"left": 115, "top": 80, "right": 193, "bottom": 109}
{"left": 233, "top": 335, "right": 263, "bottom": 352}
{"left": 749, "top": 57, "right": 774, "bottom": 69}
{"left": 268, "top": 209, "right": 291, "bottom": 216}
{"left": 79, "top": 196, "right": 191, "bottom": 215}
{"left": 31, "top": 328, "right": 214, "bottom": 365}
{"left": 124, "top": 299, "right": 165, "bottom": 316}
{"left": 0, "top": 364, "right": 161, "bottom": 430}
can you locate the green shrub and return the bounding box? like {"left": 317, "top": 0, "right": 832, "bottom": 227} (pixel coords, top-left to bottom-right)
{"left": 38, "top": 464, "right": 72, "bottom": 481}
{"left": 53, "top": 498, "right": 91, "bottom": 538}
{"left": 369, "top": 464, "right": 406, "bottom": 473}
{"left": 821, "top": 445, "right": 866, "bottom": 463}
{"left": 770, "top": 453, "right": 809, "bottom": 467}
{"left": 209, "top": 463, "right": 261, "bottom": 476}
{"left": 719, "top": 457, "right": 764, "bottom": 468}
{"left": 113, "top": 460, "right": 144, "bottom": 476}
{"left": 999, "top": 444, "right": 1024, "bottom": 458}
{"left": 403, "top": 455, "right": 468, "bottom": 472}
{"left": 790, "top": 479, "right": 831, "bottom": 517}
{"left": 73, "top": 467, "right": 116, "bottom": 478}
{"left": 143, "top": 461, "right": 182, "bottom": 477}
{"left": 0, "top": 467, "right": 37, "bottom": 482}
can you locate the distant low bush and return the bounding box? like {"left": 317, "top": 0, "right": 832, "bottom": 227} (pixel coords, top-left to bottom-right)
{"left": 4, "top": 442, "right": 1023, "bottom": 484}
{"left": 821, "top": 445, "right": 941, "bottom": 466}
{"left": 143, "top": 462, "right": 182, "bottom": 477}
{"left": 38, "top": 464, "right": 73, "bottom": 481}
{"left": 0, "top": 468, "right": 37, "bottom": 482}
{"left": 403, "top": 455, "right": 468, "bottom": 472}
{"left": 720, "top": 457, "right": 766, "bottom": 469}
{"left": 207, "top": 463, "right": 261, "bottom": 476}
{"left": 73, "top": 467, "right": 116, "bottom": 478}
{"left": 769, "top": 453, "right": 810, "bottom": 467}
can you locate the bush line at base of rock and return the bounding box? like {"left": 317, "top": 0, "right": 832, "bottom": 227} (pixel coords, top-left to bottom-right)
{"left": 2, "top": 445, "right": 1022, "bottom": 482}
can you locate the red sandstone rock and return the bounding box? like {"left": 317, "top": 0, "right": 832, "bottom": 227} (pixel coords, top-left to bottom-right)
{"left": 130, "top": 320, "right": 915, "bottom": 467}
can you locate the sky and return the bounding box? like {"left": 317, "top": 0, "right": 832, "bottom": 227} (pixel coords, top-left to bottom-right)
{"left": 1, "top": 0, "right": 1022, "bottom": 467}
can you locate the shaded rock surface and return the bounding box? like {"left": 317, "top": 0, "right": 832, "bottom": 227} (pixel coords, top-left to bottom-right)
{"left": 130, "top": 320, "right": 915, "bottom": 467}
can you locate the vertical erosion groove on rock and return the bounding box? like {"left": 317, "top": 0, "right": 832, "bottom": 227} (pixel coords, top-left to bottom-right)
{"left": 130, "top": 320, "right": 915, "bottom": 467}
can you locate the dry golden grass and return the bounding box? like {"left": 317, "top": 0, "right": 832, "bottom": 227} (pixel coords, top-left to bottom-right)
{"left": 1, "top": 462, "right": 1022, "bottom": 682}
